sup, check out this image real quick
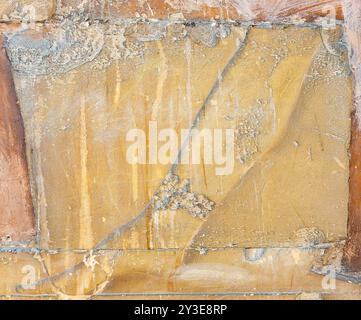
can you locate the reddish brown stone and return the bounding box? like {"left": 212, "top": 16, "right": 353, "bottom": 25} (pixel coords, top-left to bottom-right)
{"left": 341, "top": 0, "right": 361, "bottom": 272}
{"left": 0, "top": 35, "right": 35, "bottom": 242}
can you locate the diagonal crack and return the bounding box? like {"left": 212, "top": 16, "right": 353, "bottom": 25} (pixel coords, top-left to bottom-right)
{"left": 24, "top": 26, "right": 250, "bottom": 292}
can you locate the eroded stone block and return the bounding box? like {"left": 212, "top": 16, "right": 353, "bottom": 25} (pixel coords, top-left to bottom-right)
{"left": 5, "top": 21, "right": 352, "bottom": 254}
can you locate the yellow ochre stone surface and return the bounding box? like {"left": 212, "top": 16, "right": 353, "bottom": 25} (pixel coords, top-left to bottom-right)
{"left": 1, "top": 22, "right": 355, "bottom": 298}
{"left": 11, "top": 25, "right": 352, "bottom": 249}
{"left": 0, "top": 248, "right": 360, "bottom": 298}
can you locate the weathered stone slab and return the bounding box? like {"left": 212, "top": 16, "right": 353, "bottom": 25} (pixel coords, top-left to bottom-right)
{"left": 6, "top": 22, "right": 352, "bottom": 251}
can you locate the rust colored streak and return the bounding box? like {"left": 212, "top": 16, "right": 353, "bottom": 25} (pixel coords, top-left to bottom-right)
{"left": 343, "top": 113, "right": 361, "bottom": 271}
{"left": 341, "top": 0, "right": 361, "bottom": 272}
{"left": 59, "top": 0, "right": 344, "bottom": 21}
{"left": 0, "top": 35, "right": 35, "bottom": 242}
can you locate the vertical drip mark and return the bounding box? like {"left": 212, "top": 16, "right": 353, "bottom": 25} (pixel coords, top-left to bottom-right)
{"left": 33, "top": 97, "right": 48, "bottom": 247}
{"left": 185, "top": 38, "right": 193, "bottom": 127}
{"left": 79, "top": 95, "right": 93, "bottom": 250}
{"left": 149, "top": 41, "right": 168, "bottom": 249}
{"left": 185, "top": 38, "right": 195, "bottom": 185}
{"left": 127, "top": 101, "right": 139, "bottom": 203}
{"left": 131, "top": 163, "right": 139, "bottom": 203}
{"left": 113, "top": 64, "right": 122, "bottom": 106}
{"left": 77, "top": 94, "right": 94, "bottom": 296}
{"left": 152, "top": 210, "right": 160, "bottom": 249}
{"left": 151, "top": 42, "right": 168, "bottom": 121}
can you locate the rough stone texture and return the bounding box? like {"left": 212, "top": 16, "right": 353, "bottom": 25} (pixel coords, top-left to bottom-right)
{"left": 0, "top": 1, "right": 358, "bottom": 300}
{"left": 0, "top": 0, "right": 55, "bottom": 22}
{"left": 182, "top": 25, "right": 352, "bottom": 250}
{"left": 57, "top": 0, "right": 344, "bottom": 22}
{"left": 4, "top": 23, "right": 351, "bottom": 252}
{"left": 0, "top": 248, "right": 360, "bottom": 299}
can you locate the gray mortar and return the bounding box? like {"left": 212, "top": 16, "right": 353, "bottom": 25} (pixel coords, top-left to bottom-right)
{"left": 4, "top": 12, "right": 237, "bottom": 75}
{"left": 188, "top": 22, "right": 231, "bottom": 47}
{"left": 5, "top": 14, "right": 104, "bottom": 75}
{"left": 152, "top": 174, "right": 215, "bottom": 219}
